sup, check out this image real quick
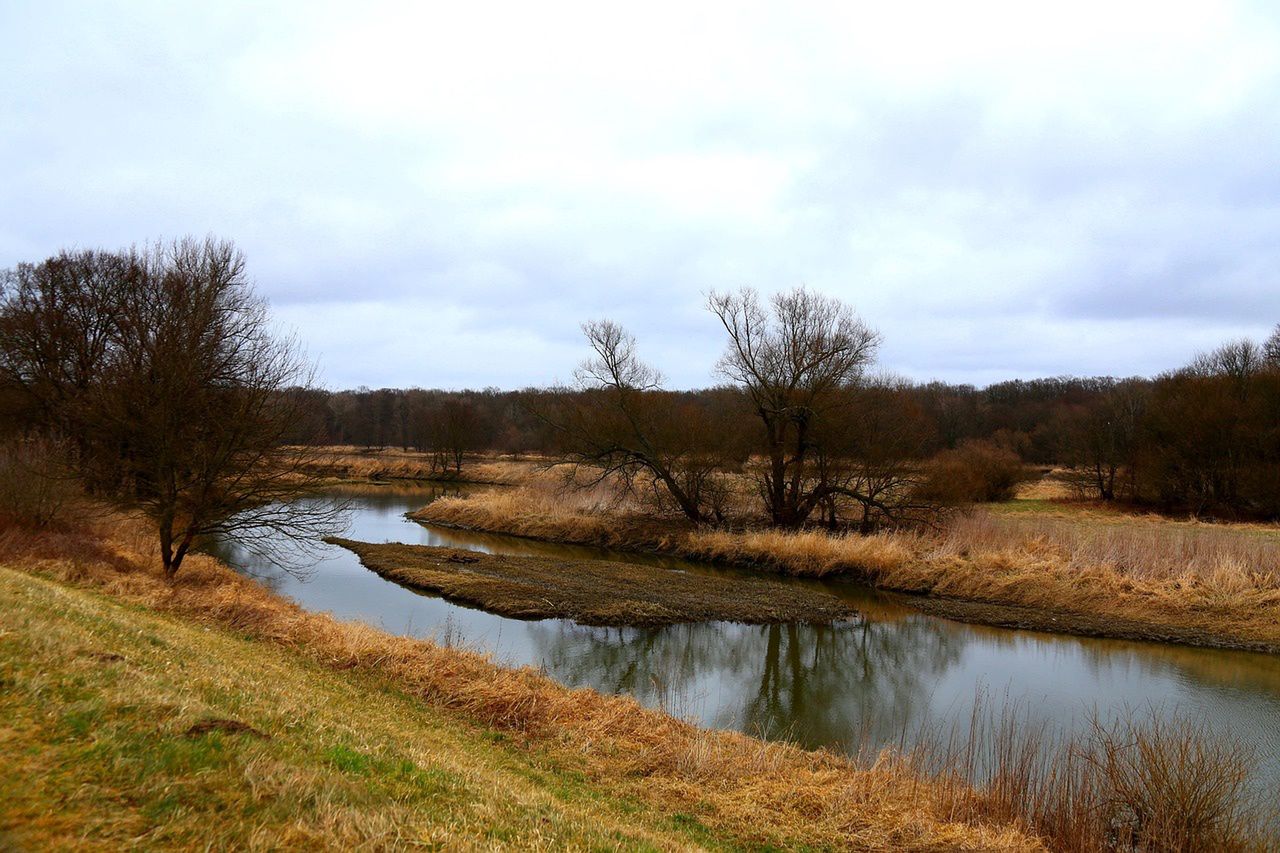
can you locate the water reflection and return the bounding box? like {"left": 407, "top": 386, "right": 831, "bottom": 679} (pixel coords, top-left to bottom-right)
{"left": 207, "top": 485, "right": 1280, "bottom": 794}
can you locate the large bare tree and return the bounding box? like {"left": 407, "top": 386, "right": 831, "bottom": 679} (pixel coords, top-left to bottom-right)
{"left": 0, "top": 237, "right": 343, "bottom": 578}
{"left": 707, "top": 287, "right": 882, "bottom": 528}
{"left": 532, "top": 320, "right": 740, "bottom": 523}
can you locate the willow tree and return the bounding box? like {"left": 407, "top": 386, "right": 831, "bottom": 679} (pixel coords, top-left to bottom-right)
{"left": 531, "top": 319, "right": 741, "bottom": 524}
{"left": 0, "top": 237, "right": 341, "bottom": 578}
{"left": 707, "top": 287, "right": 882, "bottom": 528}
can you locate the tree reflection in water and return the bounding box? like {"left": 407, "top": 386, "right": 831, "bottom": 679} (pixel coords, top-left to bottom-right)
{"left": 526, "top": 613, "right": 966, "bottom": 754}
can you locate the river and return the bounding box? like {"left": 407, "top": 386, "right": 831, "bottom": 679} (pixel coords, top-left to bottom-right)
{"left": 209, "top": 485, "right": 1280, "bottom": 790}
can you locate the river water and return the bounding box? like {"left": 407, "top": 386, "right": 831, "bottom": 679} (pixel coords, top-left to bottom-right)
{"left": 209, "top": 485, "right": 1280, "bottom": 790}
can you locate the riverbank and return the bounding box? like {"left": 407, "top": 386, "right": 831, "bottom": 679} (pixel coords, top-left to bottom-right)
{"left": 0, "top": 513, "right": 1043, "bottom": 851}
{"left": 326, "top": 537, "right": 857, "bottom": 626}
{"left": 411, "top": 488, "right": 1280, "bottom": 654}
{"left": 303, "top": 446, "right": 534, "bottom": 486}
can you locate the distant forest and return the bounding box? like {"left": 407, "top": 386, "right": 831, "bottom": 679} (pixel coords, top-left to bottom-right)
{"left": 294, "top": 327, "right": 1280, "bottom": 520}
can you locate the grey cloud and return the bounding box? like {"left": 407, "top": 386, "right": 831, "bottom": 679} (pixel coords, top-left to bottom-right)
{"left": 4, "top": 1, "right": 1280, "bottom": 390}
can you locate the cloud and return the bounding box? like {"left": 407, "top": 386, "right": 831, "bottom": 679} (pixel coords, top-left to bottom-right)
{"left": 3, "top": 0, "right": 1279, "bottom": 389}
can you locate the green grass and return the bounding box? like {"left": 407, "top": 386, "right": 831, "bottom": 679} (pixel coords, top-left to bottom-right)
{"left": 0, "top": 566, "right": 729, "bottom": 851}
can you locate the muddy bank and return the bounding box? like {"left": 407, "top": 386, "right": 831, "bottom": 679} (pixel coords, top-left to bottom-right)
{"left": 310, "top": 471, "right": 507, "bottom": 487}
{"left": 895, "top": 594, "right": 1280, "bottom": 655}
{"left": 325, "top": 537, "right": 858, "bottom": 627}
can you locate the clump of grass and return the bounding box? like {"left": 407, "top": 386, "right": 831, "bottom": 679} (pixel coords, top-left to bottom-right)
{"left": 682, "top": 527, "right": 915, "bottom": 577}
{"left": 915, "top": 701, "right": 1274, "bottom": 852}
{"left": 413, "top": 488, "right": 681, "bottom": 550}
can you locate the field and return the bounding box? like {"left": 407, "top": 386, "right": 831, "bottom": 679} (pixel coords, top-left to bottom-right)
{"left": 412, "top": 469, "right": 1280, "bottom": 652}
{"left": 302, "top": 445, "right": 534, "bottom": 485}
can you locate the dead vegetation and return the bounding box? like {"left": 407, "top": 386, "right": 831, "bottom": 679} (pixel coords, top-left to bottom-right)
{"left": 326, "top": 537, "right": 857, "bottom": 626}
{"left": 303, "top": 446, "right": 535, "bottom": 485}
{"left": 415, "top": 484, "right": 1280, "bottom": 652}
{"left": 909, "top": 700, "right": 1275, "bottom": 852}
{"left": 4, "top": 507, "right": 1276, "bottom": 850}
{"left": 0, "top": 508, "right": 1041, "bottom": 851}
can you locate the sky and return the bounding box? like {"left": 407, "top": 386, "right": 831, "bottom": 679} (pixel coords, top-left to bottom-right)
{"left": 3, "top": 1, "right": 1279, "bottom": 390}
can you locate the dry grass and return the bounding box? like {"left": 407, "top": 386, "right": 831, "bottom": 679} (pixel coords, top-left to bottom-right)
{"left": 0, "top": 510, "right": 1044, "bottom": 851}
{"left": 416, "top": 486, "right": 1280, "bottom": 651}
{"left": 303, "top": 446, "right": 539, "bottom": 485}
{"left": 1, "top": 566, "right": 714, "bottom": 850}
{"left": 682, "top": 527, "right": 916, "bottom": 578}
{"left": 413, "top": 487, "right": 683, "bottom": 550}
{"left": 914, "top": 700, "right": 1275, "bottom": 852}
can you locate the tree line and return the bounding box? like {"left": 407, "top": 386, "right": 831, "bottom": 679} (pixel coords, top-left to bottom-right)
{"left": 292, "top": 317, "right": 1280, "bottom": 524}
{"left": 0, "top": 238, "right": 340, "bottom": 577}
{"left": 2, "top": 236, "right": 1278, "bottom": 584}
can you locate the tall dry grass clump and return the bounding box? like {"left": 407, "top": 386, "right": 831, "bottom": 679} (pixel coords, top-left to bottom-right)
{"left": 683, "top": 527, "right": 915, "bottom": 578}
{"left": 917, "top": 702, "right": 1273, "bottom": 852}
{"left": 414, "top": 478, "right": 691, "bottom": 552}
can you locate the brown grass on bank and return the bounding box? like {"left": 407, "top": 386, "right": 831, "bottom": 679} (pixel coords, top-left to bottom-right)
{"left": 302, "top": 446, "right": 539, "bottom": 485}
{"left": 0, "top": 511, "right": 1041, "bottom": 851}
{"left": 415, "top": 487, "right": 1280, "bottom": 651}
{"left": 913, "top": 701, "right": 1274, "bottom": 852}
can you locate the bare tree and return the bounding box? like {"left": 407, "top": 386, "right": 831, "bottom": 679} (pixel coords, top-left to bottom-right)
{"left": 810, "top": 378, "right": 941, "bottom": 531}
{"left": 1264, "top": 324, "right": 1280, "bottom": 366}
{"left": 0, "top": 238, "right": 344, "bottom": 578}
{"left": 707, "top": 287, "right": 881, "bottom": 527}
{"left": 1057, "top": 380, "right": 1147, "bottom": 501}
{"left": 438, "top": 397, "right": 480, "bottom": 474}
{"left": 532, "top": 320, "right": 739, "bottom": 524}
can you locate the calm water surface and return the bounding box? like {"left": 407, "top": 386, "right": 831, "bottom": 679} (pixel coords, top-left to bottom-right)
{"left": 209, "top": 486, "right": 1280, "bottom": 790}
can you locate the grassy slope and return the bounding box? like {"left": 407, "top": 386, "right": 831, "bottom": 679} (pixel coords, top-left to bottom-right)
{"left": 0, "top": 566, "right": 729, "bottom": 851}
{"left": 0, "top": 512, "right": 1042, "bottom": 853}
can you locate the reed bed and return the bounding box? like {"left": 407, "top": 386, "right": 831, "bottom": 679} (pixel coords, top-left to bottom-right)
{"left": 938, "top": 512, "right": 1280, "bottom": 584}
{"left": 914, "top": 700, "right": 1274, "bottom": 852}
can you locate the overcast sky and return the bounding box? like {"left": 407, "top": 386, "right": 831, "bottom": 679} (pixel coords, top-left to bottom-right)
{"left": 3, "top": 1, "right": 1279, "bottom": 390}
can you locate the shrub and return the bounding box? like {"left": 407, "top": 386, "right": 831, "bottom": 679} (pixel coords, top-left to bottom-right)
{"left": 0, "top": 436, "right": 77, "bottom": 528}
{"left": 916, "top": 439, "right": 1026, "bottom": 504}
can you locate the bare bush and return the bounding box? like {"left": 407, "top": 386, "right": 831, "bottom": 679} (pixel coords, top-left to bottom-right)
{"left": 916, "top": 439, "right": 1026, "bottom": 504}
{"left": 0, "top": 436, "right": 78, "bottom": 527}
